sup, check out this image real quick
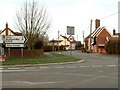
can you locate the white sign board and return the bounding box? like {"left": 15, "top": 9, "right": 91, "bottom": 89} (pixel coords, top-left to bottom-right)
{"left": 0, "top": 36, "right": 3, "bottom": 43}
{"left": 6, "top": 44, "right": 24, "bottom": 47}
{"left": 5, "top": 36, "right": 26, "bottom": 44}
{"left": 67, "top": 26, "right": 75, "bottom": 35}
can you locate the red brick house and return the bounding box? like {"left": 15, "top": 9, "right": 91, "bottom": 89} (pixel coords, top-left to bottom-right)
{"left": 84, "top": 19, "right": 112, "bottom": 53}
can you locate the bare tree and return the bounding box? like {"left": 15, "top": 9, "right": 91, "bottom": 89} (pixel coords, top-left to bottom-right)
{"left": 16, "top": 0, "right": 50, "bottom": 49}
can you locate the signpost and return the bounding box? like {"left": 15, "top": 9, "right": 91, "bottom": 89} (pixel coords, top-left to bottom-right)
{"left": 6, "top": 44, "right": 24, "bottom": 47}
{"left": 67, "top": 26, "right": 74, "bottom": 35}
{"left": 67, "top": 26, "right": 75, "bottom": 56}
{"left": 5, "top": 36, "right": 27, "bottom": 44}
{"left": 0, "top": 36, "right": 5, "bottom": 61}
{"left": 68, "top": 35, "right": 75, "bottom": 43}
{"left": 4, "top": 35, "right": 28, "bottom": 58}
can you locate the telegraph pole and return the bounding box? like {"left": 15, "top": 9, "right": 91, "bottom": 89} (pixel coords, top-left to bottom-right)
{"left": 90, "top": 19, "right": 92, "bottom": 51}
{"left": 58, "top": 30, "right": 60, "bottom": 54}
{"left": 83, "top": 31, "right": 84, "bottom": 44}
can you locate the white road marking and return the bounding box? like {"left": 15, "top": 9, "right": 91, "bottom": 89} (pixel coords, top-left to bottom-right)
{"left": 0, "top": 68, "right": 4, "bottom": 70}
{"left": 8, "top": 68, "right": 20, "bottom": 70}
{"left": 79, "top": 66, "right": 90, "bottom": 68}
{"left": 54, "top": 66, "right": 64, "bottom": 68}
{"left": 92, "top": 65, "right": 103, "bottom": 67}
{"left": 106, "top": 65, "right": 116, "bottom": 67}
{"left": 4, "top": 81, "right": 57, "bottom": 85}
{"left": 25, "top": 67, "right": 36, "bottom": 69}
{"left": 66, "top": 66, "right": 77, "bottom": 68}
{"left": 1, "top": 70, "right": 26, "bottom": 72}
{"left": 39, "top": 67, "right": 49, "bottom": 69}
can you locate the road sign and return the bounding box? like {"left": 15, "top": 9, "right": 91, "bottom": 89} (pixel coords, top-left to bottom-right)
{"left": 68, "top": 35, "right": 75, "bottom": 42}
{"left": 5, "top": 36, "right": 27, "bottom": 44}
{"left": 0, "top": 36, "right": 3, "bottom": 43}
{"left": 6, "top": 44, "right": 24, "bottom": 47}
{"left": 67, "top": 26, "right": 75, "bottom": 35}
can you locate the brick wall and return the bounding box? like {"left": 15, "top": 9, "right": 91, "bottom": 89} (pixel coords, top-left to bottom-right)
{"left": 4, "top": 49, "right": 43, "bottom": 58}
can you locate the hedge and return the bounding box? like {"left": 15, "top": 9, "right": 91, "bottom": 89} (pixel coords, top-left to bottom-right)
{"left": 105, "top": 37, "right": 120, "bottom": 54}
{"left": 43, "top": 45, "right": 66, "bottom": 52}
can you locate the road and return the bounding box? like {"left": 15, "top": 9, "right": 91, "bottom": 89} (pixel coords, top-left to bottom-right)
{"left": 1, "top": 51, "right": 118, "bottom": 88}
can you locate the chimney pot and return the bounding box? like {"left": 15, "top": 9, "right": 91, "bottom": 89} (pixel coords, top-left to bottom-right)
{"left": 95, "top": 19, "right": 100, "bottom": 29}
{"left": 6, "top": 22, "right": 8, "bottom": 36}
{"left": 113, "top": 29, "right": 115, "bottom": 35}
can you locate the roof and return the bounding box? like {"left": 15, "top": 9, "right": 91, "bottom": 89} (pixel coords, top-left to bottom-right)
{"left": 49, "top": 40, "right": 63, "bottom": 43}
{"left": 60, "top": 35, "right": 76, "bottom": 43}
{"left": 84, "top": 26, "right": 112, "bottom": 41}
{"left": 114, "top": 33, "right": 120, "bottom": 36}
{"left": 0, "top": 28, "right": 22, "bottom": 36}
{"left": 14, "top": 32, "right": 22, "bottom": 36}
{"left": 60, "top": 35, "right": 68, "bottom": 39}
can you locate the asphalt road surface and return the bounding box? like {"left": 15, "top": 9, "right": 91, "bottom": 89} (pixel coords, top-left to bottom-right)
{"left": 1, "top": 51, "right": 118, "bottom": 88}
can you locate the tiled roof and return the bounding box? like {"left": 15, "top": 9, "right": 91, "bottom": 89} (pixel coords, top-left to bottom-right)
{"left": 0, "top": 28, "right": 22, "bottom": 36}
{"left": 84, "top": 26, "right": 111, "bottom": 41}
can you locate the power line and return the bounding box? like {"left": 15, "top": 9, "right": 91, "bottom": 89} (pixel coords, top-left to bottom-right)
{"left": 100, "top": 11, "right": 120, "bottom": 19}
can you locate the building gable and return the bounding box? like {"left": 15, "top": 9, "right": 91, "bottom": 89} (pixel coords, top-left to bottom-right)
{"left": 97, "top": 27, "right": 112, "bottom": 37}
{"left": 0, "top": 23, "right": 22, "bottom": 36}
{"left": 0, "top": 28, "right": 14, "bottom": 36}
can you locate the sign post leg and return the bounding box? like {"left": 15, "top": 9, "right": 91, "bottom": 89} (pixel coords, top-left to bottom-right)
{"left": 70, "top": 42, "right": 72, "bottom": 57}
{"left": 21, "top": 48, "right": 23, "bottom": 58}
{"left": 8, "top": 48, "right": 10, "bottom": 58}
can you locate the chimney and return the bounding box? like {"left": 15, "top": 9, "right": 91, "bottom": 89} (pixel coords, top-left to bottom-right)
{"left": 113, "top": 29, "right": 116, "bottom": 35}
{"left": 6, "top": 22, "right": 8, "bottom": 36}
{"left": 95, "top": 19, "right": 100, "bottom": 29}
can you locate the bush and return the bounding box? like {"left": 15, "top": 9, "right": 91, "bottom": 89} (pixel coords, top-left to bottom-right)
{"left": 43, "top": 45, "right": 66, "bottom": 52}
{"left": 33, "top": 39, "right": 43, "bottom": 49}
{"left": 43, "top": 45, "right": 52, "bottom": 52}
{"left": 105, "top": 37, "right": 120, "bottom": 54}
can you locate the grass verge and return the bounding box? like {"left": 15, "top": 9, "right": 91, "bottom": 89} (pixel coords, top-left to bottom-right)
{"left": 2, "top": 53, "right": 80, "bottom": 65}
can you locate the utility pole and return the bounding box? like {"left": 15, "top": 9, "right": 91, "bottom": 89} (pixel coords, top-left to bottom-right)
{"left": 90, "top": 19, "right": 92, "bottom": 51}
{"left": 77, "top": 35, "right": 78, "bottom": 41}
{"left": 83, "top": 31, "right": 84, "bottom": 46}
{"left": 58, "top": 30, "right": 60, "bottom": 54}
{"left": 65, "top": 33, "right": 66, "bottom": 50}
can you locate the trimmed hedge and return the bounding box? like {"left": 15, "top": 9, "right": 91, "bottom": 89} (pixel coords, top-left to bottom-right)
{"left": 43, "top": 45, "right": 66, "bottom": 52}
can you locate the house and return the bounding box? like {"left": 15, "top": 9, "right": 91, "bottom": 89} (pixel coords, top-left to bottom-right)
{"left": 0, "top": 23, "right": 22, "bottom": 36}
{"left": 48, "top": 35, "right": 76, "bottom": 50}
{"left": 59, "top": 35, "right": 76, "bottom": 50}
{"left": 84, "top": 19, "right": 112, "bottom": 53}
{"left": 110, "top": 29, "right": 120, "bottom": 42}
{"left": 112, "top": 29, "right": 120, "bottom": 37}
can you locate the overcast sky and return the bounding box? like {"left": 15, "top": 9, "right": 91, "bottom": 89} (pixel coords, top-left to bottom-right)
{"left": 0, "top": 0, "right": 119, "bottom": 42}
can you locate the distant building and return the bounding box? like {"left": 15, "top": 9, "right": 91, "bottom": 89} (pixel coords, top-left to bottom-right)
{"left": 112, "top": 29, "right": 120, "bottom": 37}
{"left": 48, "top": 35, "right": 76, "bottom": 50}
{"left": 0, "top": 23, "right": 22, "bottom": 36}
{"left": 84, "top": 19, "right": 112, "bottom": 53}
{"left": 110, "top": 29, "right": 120, "bottom": 42}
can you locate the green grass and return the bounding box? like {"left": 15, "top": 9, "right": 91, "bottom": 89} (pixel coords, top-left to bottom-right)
{"left": 2, "top": 53, "right": 79, "bottom": 65}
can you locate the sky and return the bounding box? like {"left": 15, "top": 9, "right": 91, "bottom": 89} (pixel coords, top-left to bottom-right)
{"left": 0, "top": 0, "right": 119, "bottom": 43}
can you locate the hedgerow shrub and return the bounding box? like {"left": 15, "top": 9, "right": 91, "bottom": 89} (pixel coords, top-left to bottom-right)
{"left": 105, "top": 37, "right": 120, "bottom": 54}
